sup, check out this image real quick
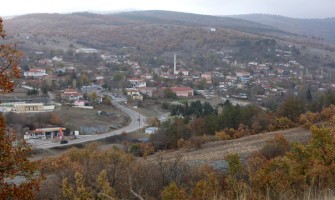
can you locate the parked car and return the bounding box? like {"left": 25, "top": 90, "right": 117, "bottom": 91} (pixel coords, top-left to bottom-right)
{"left": 60, "top": 140, "right": 68, "bottom": 144}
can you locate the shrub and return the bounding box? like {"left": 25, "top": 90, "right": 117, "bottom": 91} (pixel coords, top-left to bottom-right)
{"left": 260, "top": 134, "right": 290, "bottom": 160}
{"left": 215, "top": 131, "right": 230, "bottom": 141}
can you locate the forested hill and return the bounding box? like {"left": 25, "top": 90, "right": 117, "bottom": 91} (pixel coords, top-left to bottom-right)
{"left": 113, "top": 10, "right": 283, "bottom": 34}
{"left": 5, "top": 10, "right": 283, "bottom": 37}
{"left": 231, "top": 14, "right": 335, "bottom": 42}
{"left": 3, "top": 11, "right": 288, "bottom": 58}
{"left": 4, "top": 10, "right": 335, "bottom": 67}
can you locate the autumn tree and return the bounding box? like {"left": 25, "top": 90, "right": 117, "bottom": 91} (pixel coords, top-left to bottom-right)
{"left": 0, "top": 17, "right": 42, "bottom": 199}
{"left": 192, "top": 166, "right": 221, "bottom": 200}
{"left": 62, "top": 170, "right": 117, "bottom": 200}
{"left": 277, "top": 96, "right": 306, "bottom": 122}
{"left": 161, "top": 182, "right": 189, "bottom": 200}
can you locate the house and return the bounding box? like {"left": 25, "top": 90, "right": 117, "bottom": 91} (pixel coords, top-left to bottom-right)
{"left": 236, "top": 71, "right": 250, "bottom": 78}
{"left": 76, "top": 48, "right": 98, "bottom": 54}
{"left": 14, "top": 103, "right": 44, "bottom": 112}
{"left": 38, "top": 59, "right": 52, "bottom": 65}
{"left": 145, "top": 127, "right": 159, "bottom": 134}
{"left": 74, "top": 100, "right": 90, "bottom": 107}
{"left": 23, "top": 68, "right": 47, "bottom": 78}
{"left": 52, "top": 56, "right": 63, "bottom": 62}
{"left": 138, "top": 87, "right": 156, "bottom": 97}
{"left": 174, "top": 68, "right": 189, "bottom": 76}
{"left": 126, "top": 89, "right": 144, "bottom": 101}
{"left": 171, "top": 87, "right": 194, "bottom": 97}
{"left": 128, "top": 78, "right": 146, "bottom": 88}
{"left": 81, "top": 84, "right": 102, "bottom": 96}
{"left": 61, "top": 89, "right": 83, "bottom": 101}
{"left": 141, "top": 73, "right": 153, "bottom": 80}
{"left": 0, "top": 102, "right": 55, "bottom": 113}
{"left": 210, "top": 27, "right": 216, "bottom": 32}
{"left": 160, "top": 73, "right": 178, "bottom": 79}
{"left": 201, "top": 72, "right": 212, "bottom": 84}
{"left": 94, "top": 76, "right": 105, "bottom": 85}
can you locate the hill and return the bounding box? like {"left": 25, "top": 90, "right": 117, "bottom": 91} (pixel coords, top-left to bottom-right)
{"left": 231, "top": 14, "right": 335, "bottom": 42}
{"left": 3, "top": 11, "right": 287, "bottom": 54}
{"left": 3, "top": 10, "right": 335, "bottom": 68}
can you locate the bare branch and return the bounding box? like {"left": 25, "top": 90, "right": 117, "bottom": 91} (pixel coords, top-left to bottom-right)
{"left": 128, "top": 170, "right": 144, "bottom": 200}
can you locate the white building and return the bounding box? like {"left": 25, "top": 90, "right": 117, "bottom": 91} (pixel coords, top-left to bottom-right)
{"left": 52, "top": 56, "right": 63, "bottom": 62}
{"left": 145, "top": 127, "right": 159, "bottom": 134}
{"left": 76, "top": 48, "right": 98, "bottom": 54}
{"left": 128, "top": 78, "right": 146, "bottom": 88}
{"left": 23, "top": 68, "right": 47, "bottom": 78}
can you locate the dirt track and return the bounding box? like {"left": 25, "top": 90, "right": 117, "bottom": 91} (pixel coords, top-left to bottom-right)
{"left": 153, "top": 128, "right": 311, "bottom": 165}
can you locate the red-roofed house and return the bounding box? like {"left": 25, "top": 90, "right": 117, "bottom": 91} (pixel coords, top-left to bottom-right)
{"left": 61, "top": 89, "right": 83, "bottom": 101}
{"left": 171, "top": 87, "right": 194, "bottom": 97}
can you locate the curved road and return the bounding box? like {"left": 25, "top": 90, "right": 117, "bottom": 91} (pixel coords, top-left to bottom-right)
{"left": 33, "top": 101, "right": 147, "bottom": 149}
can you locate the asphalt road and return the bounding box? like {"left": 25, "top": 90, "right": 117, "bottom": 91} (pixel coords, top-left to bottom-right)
{"left": 33, "top": 100, "right": 147, "bottom": 149}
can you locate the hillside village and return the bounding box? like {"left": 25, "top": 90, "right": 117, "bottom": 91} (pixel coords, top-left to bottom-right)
{"left": 3, "top": 10, "right": 335, "bottom": 200}
{"left": 9, "top": 40, "right": 334, "bottom": 107}
{"left": 1, "top": 11, "right": 335, "bottom": 149}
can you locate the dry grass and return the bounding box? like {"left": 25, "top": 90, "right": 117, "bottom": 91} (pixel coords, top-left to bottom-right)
{"left": 54, "top": 104, "right": 129, "bottom": 131}
{"left": 150, "top": 127, "right": 311, "bottom": 163}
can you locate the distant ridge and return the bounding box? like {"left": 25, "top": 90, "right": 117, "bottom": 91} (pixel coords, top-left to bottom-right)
{"left": 113, "top": 10, "right": 283, "bottom": 34}
{"left": 231, "top": 14, "right": 335, "bottom": 42}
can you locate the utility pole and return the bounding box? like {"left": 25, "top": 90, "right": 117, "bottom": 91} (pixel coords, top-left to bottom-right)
{"left": 138, "top": 113, "right": 141, "bottom": 129}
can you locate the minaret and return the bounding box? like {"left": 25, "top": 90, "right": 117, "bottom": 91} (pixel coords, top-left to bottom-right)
{"left": 174, "top": 53, "right": 177, "bottom": 75}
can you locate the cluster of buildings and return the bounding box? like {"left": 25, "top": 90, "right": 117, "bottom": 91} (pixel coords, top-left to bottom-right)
{"left": 18, "top": 44, "right": 335, "bottom": 110}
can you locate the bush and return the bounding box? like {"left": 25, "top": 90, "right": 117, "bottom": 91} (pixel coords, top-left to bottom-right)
{"left": 269, "top": 117, "right": 295, "bottom": 131}
{"left": 129, "top": 144, "right": 141, "bottom": 156}
{"left": 260, "top": 134, "right": 290, "bottom": 160}
{"left": 177, "top": 138, "right": 191, "bottom": 149}
{"left": 215, "top": 131, "right": 231, "bottom": 141}
{"left": 190, "top": 136, "right": 204, "bottom": 149}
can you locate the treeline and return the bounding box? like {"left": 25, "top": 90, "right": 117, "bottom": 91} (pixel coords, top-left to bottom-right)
{"left": 36, "top": 124, "right": 335, "bottom": 200}
{"left": 153, "top": 100, "right": 280, "bottom": 149}
{"left": 4, "top": 112, "right": 62, "bottom": 133}
{"left": 150, "top": 90, "right": 335, "bottom": 151}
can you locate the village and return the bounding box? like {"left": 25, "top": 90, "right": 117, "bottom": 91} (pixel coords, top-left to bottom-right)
{"left": 0, "top": 40, "right": 334, "bottom": 146}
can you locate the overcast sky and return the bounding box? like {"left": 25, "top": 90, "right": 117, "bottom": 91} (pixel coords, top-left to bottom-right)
{"left": 1, "top": 0, "right": 334, "bottom": 19}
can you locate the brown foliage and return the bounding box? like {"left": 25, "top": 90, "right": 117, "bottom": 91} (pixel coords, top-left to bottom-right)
{"left": 189, "top": 118, "right": 206, "bottom": 136}
{"left": 0, "top": 18, "right": 42, "bottom": 200}
{"left": 50, "top": 112, "right": 62, "bottom": 125}
{"left": 269, "top": 117, "right": 295, "bottom": 131}
{"left": 260, "top": 133, "right": 290, "bottom": 160}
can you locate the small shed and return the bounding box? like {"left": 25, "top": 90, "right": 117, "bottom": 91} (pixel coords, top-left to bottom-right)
{"left": 145, "top": 127, "right": 159, "bottom": 134}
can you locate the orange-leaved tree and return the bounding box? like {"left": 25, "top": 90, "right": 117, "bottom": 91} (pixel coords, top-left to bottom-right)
{"left": 0, "top": 17, "right": 42, "bottom": 199}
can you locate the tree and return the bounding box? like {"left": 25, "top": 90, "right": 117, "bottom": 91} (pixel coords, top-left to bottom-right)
{"left": 102, "top": 95, "right": 112, "bottom": 105}
{"left": 0, "top": 17, "right": 42, "bottom": 199}
{"left": 62, "top": 172, "right": 94, "bottom": 200}
{"left": 161, "top": 182, "right": 189, "bottom": 200}
{"left": 277, "top": 96, "right": 306, "bottom": 122}
{"left": 305, "top": 87, "right": 313, "bottom": 102}
{"left": 90, "top": 91, "right": 97, "bottom": 103}
{"left": 163, "top": 88, "right": 177, "bottom": 99}
{"left": 80, "top": 73, "right": 91, "bottom": 86}
{"left": 192, "top": 167, "right": 221, "bottom": 200}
